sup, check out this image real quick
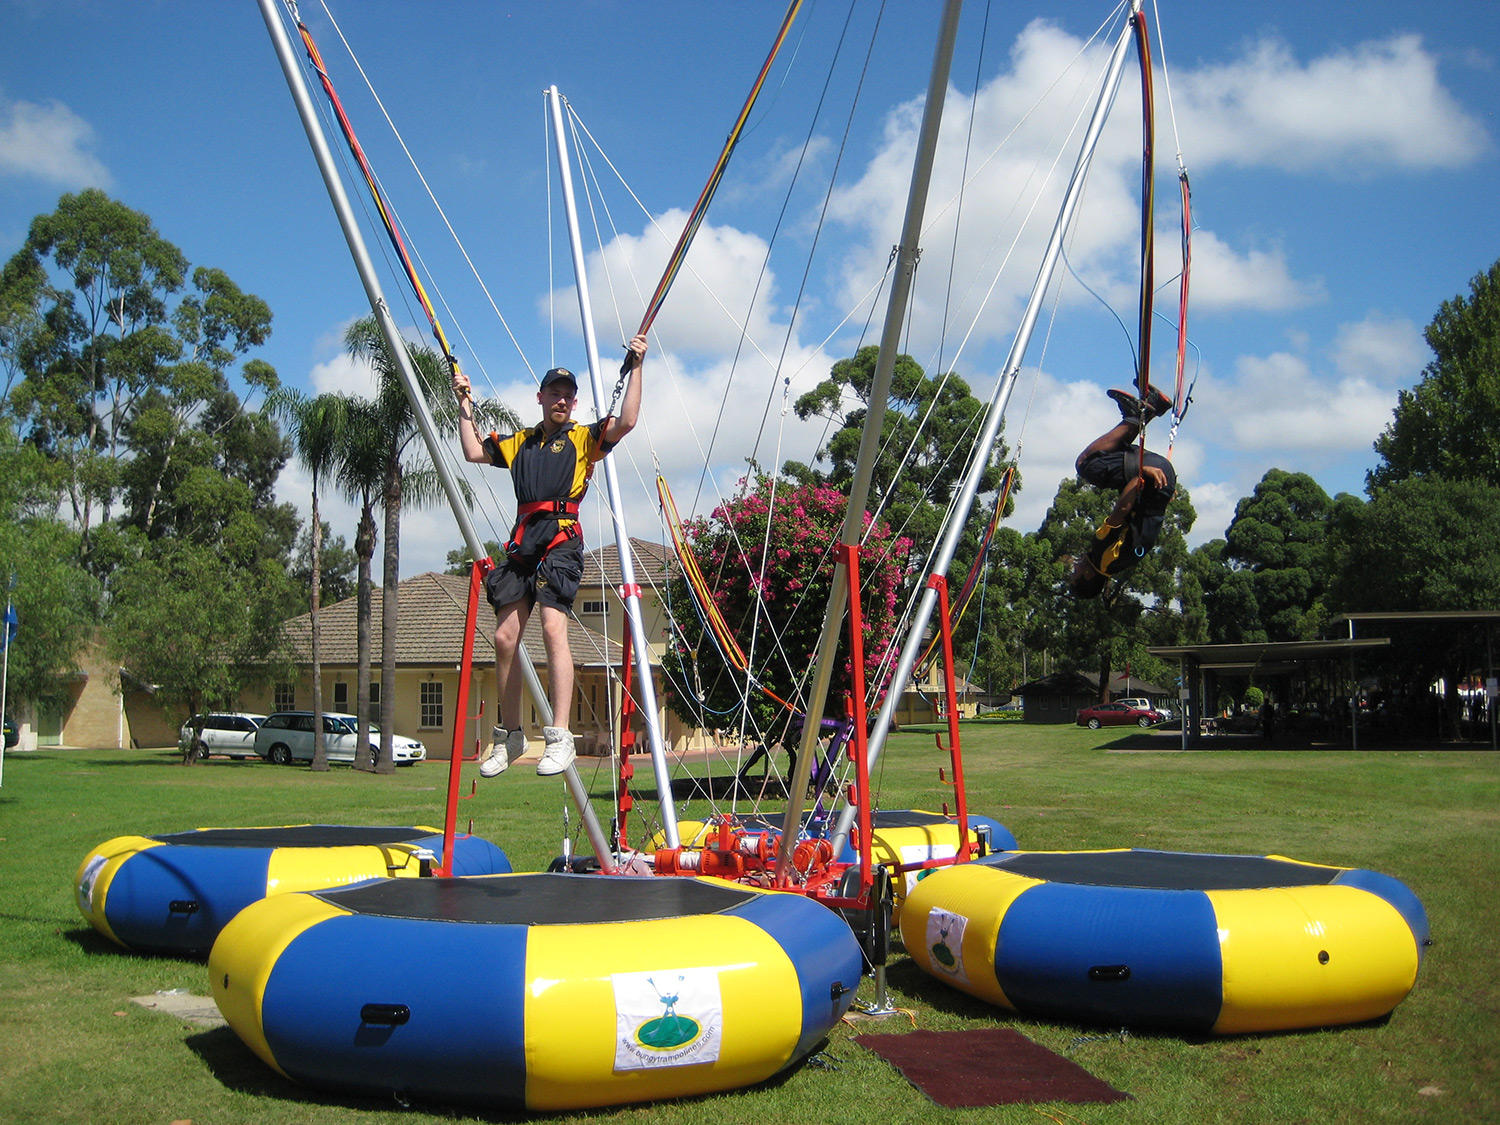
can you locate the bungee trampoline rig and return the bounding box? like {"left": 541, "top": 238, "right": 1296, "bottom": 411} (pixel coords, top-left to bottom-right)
{"left": 70, "top": 0, "right": 1430, "bottom": 1113}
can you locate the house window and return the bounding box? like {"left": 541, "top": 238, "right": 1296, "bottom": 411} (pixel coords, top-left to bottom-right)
{"left": 581, "top": 599, "right": 606, "bottom": 616}
{"left": 368, "top": 680, "right": 381, "bottom": 723}
{"left": 332, "top": 681, "right": 348, "bottom": 711}
{"left": 419, "top": 682, "right": 443, "bottom": 729}
{"left": 274, "top": 683, "right": 295, "bottom": 710}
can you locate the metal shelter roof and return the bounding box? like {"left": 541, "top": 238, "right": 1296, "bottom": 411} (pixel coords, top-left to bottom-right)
{"left": 1147, "top": 638, "right": 1390, "bottom": 675}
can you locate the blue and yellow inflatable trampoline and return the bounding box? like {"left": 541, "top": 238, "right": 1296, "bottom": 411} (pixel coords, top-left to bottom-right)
{"left": 210, "top": 872, "right": 863, "bottom": 1110}
{"left": 76, "top": 825, "right": 509, "bottom": 956}
{"left": 901, "top": 848, "right": 1428, "bottom": 1034}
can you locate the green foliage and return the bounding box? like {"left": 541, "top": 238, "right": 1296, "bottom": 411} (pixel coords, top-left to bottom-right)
{"left": 445, "top": 540, "right": 502, "bottom": 574}
{"left": 949, "top": 525, "right": 1052, "bottom": 694}
{"left": 0, "top": 429, "right": 100, "bottom": 707}
{"left": 1334, "top": 476, "right": 1500, "bottom": 612}
{"left": 1369, "top": 258, "right": 1500, "bottom": 489}
{"left": 289, "top": 521, "right": 357, "bottom": 612}
{"left": 105, "top": 539, "right": 296, "bottom": 723}
{"left": 789, "top": 345, "right": 1006, "bottom": 555}
{"left": 2, "top": 191, "right": 287, "bottom": 580}
{"left": 1222, "top": 469, "right": 1339, "bottom": 641}
{"left": 1242, "top": 684, "right": 1265, "bottom": 710}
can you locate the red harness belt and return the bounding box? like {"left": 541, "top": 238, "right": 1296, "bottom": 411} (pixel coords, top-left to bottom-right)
{"left": 505, "top": 499, "right": 581, "bottom": 559}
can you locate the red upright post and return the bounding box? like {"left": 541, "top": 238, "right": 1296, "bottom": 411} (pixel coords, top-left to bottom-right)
{"left": 927, "top": 574, "right": 971, "bottom": 860}
{"left": 838, "top": 543, "right": 874, "bottom": 893}
{"left": 437, "top": 558, "right": 490, "bottom": 876}
{"left": 614, "top": 584, "right": 641, "bottom": 852}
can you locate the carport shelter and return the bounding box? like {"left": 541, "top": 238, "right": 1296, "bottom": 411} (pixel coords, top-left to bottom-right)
{"left": 1147, "top": 638, "right": 1390, "bottom": 748}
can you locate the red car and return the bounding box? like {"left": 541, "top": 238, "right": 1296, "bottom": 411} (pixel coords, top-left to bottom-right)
{"left": 1076, "top": 701, "right": 1163, "bottom": 729}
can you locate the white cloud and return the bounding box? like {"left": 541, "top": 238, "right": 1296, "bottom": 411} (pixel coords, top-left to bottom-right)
{"left": 1330, "top": 312, "right": 1428, "bottom": 386}
{"left": 550, "top": 211, "right": 790, "bottom": 365}
{"left": 308, "top": 350, "right": 375, "bottom": 396}
{"left": 1177, "top": 33, "right": 1491, "bottom": 172}
{"left": 1216, "top": 351, "right": 1392, "bottom": 454}
{"left": 1182, "top": 479, "right": 1239, "bottom": 545}
{"left": 1185, "top": 229, "right": 1323, "bottom": 311}
{"left": 0, "top": 95, "right": 111, "bottom": 186}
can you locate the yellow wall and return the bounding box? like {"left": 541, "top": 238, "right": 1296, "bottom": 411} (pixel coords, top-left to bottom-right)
{"left": 239, "top": 659, "right": 701, "bottom": 760}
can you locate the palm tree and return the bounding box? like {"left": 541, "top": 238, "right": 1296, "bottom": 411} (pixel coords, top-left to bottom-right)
{"left": 269, "top": 388, "right": 350, "bottom": 771}
{"left": 341, "top": 317, "right": 515, "bottom": 772}
{"left": 333, "top": 395, "right": 387, "bottom": 772}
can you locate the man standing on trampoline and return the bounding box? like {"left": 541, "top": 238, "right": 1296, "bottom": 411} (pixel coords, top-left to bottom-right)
{"left": 1065, "top": 382, "right": 1176, "bottom": 599}
{"left": 453, "top": 334, "right": 646, "bottom": 778}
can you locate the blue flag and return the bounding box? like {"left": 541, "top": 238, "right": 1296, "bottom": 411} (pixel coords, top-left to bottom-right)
{"left": 2, "top": 603, "right": 16, "bottom": 651}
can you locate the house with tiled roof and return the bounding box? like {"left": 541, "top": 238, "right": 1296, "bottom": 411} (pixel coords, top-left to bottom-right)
{"left": 239, "top": 540, "right": 707, "bottom": 759}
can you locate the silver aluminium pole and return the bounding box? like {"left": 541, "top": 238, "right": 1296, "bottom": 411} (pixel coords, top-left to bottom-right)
{"left": 545, "top": 86, "right": 679, "bottom": 849}
{"left": 830, "top": 0, "right": 1146, "bottom": 855}
{"left": 258, "top": 0, "right": 615, "bottom": 868}
{"left": 774, "top": 0, "right": 965, "bottom": 880}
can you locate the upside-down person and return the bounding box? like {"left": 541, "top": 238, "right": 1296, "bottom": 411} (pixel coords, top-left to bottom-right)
{"left": 1065, "top": 383, "right": 1176, "bottom": 599}
{"left": 453, "top": 334, "right": 646, "bottom": 777}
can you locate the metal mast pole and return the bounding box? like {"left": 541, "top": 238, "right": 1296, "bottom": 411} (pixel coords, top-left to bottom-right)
{"left": 830, "top": 0, "right": 1146, "bottom": 855}
{"left": 774, "top": 0, "right": 965, "bottom": 880}
{"left": 258, "top": 0, "right": 614, "bottom": 868}
{"left": 546, "top": 86, "right": 679, "bottom": 849}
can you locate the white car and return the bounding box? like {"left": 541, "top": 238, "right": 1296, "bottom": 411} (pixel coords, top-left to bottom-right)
{"left": 178, "top": 713, "right": 266, "bottom": 760}
{"left": 253, "top": 711, "right": 426, "bottom": 767}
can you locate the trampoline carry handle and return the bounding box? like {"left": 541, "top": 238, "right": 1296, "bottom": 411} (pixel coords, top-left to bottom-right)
{"left": 360, "top": 1003, "right": 411, "bottom": 1026}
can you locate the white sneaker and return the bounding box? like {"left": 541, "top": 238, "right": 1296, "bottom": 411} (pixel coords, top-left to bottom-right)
{"left": 538, "top": 726, "right": 576, "bottom": 776}
{"left": 480, "top": 727, "right": 527, "bottom": 778}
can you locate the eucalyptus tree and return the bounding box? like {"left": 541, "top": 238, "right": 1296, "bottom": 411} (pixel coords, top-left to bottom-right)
{"left": 5, "top": 190, "right": 187, "bottom": 552}
{"left": 4, "top": 191, "right": 285, "bottom": 576}
{"left": 1369, "top": 258, "right": 1500, "bottom": 490}
{"left": 787, "top": 345, "right": 1006, "bottom": 552}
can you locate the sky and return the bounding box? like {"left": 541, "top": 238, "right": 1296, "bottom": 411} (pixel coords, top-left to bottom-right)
{"left": 4, "top": 0, "right": 1498, "bottom": 581}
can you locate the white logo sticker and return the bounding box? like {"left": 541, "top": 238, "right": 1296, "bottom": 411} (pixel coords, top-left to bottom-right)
{"left": 612, "top": 967, "right": 723, "bottom": 1071}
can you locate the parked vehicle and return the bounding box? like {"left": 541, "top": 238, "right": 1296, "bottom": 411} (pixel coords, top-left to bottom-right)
{"left": 1077, "top": 701, "right": 1163, "bottom": 729}
{"left": 178, "top": 713, "right": 266, "bottom": 760}
{"left": 252, "top": 711, "right": 426, "bottom": 766}
{"left": 1117, "top": 696, "right": 1174, "bottom": 722}
{"left": 3, "top": 716, "right": 16, "bottom": 749}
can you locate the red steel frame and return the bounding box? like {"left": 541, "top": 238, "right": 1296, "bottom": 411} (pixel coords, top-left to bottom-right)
{"left": 435, "top": 558, "right": 490, "bottom": 877}
{"left": 435, "top": 547, "right": 972, "bottom": 903}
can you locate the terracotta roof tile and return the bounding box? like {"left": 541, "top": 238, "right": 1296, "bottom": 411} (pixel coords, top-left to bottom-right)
{"left": 282, "top": 571, "right": 637, "bottom": 670}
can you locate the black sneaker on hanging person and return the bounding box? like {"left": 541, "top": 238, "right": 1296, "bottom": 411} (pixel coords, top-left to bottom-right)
{"left": 452, "top": 334, "right": 647, "bottom": 776}
{"left": 1064, "top": 382, "right": 1176, "bottom": 599}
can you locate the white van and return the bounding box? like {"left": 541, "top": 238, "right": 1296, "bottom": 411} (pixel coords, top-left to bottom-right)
{"left": 253, "top": 711, "right": 426, "bottom": 766}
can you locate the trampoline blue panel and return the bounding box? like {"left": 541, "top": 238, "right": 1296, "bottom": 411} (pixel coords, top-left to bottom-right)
{"left": 995, "top": 882, "right": 1224, "bottom": 1031}
{"left": 261, "top": 913, "right": 529, "bottom": 1105}
{"left": 106, "top": 845, "right": 270, "bottom": 953}
{"left": 731, "top": 892, "right": 862, "bottom": 1059}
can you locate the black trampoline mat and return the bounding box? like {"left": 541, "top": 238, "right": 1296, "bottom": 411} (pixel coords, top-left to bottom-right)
{"left": 316, "top": 872, "right": 759, "bottom": 924}
{"left": 150, "top": 826, "right": 433, "bottom": 848}
{"left": 987, "top": 850, "right": 1339, "bottom": 890}
{"left": 872, "top": 810, "right": 952, "bottom": 829}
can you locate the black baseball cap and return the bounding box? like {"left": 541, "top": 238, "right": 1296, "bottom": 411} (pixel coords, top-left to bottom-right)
{"left": 540, "top": 367, "right": 578, "bottom": 392}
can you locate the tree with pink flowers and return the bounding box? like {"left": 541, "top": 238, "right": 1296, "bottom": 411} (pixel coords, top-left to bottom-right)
{"left": 662, "top": 474, "right": 913, "bottom": 733}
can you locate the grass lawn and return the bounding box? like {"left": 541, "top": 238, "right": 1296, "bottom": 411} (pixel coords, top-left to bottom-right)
{"left": 1, "top": 724, "right": 1495, "bottom": 1124}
